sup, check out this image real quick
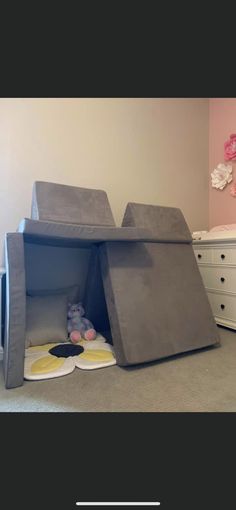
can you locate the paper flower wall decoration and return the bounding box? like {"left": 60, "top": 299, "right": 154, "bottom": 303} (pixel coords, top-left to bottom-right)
{"left": 224, "top": 134, "right": 236, "bottom": 161}
{"left": 230, "top": 182, "right": 236, "bottom": 197}
{"left": 211, "top": 163, "right": 233, "bottom": 190}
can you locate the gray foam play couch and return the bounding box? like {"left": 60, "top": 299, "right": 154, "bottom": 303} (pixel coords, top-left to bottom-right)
{"left": 3, "top": 181, "right": 220, "bottom": 388}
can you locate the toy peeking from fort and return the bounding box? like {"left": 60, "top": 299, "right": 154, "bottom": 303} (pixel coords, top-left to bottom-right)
{"left": 67, "top": 302, "right": 97, "bottom": 343}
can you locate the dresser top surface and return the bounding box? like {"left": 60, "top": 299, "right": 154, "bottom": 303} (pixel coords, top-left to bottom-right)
{"left": 193, "top": 230, "right": 236, "bottom": 245}
{"left": 193, "top": 237, "right": 236, "bottom": 246}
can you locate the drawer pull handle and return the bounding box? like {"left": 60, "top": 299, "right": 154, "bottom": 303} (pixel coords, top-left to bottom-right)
{"left": 221, "top": 254, "right": 225, "bottom": 259}
{"left": 197, "top": 254, "right": 202, "bottom": 259}
{"left": 220, "top": 277, "right": 225, "bottom": 283}
{"left": 220, "top": 304, "right": 225, "bottom": 310}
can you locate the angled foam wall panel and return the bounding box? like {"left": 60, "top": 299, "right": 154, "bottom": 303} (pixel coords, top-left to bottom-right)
{"left": 4, "top": 233, "right": 26, "bottom": 388}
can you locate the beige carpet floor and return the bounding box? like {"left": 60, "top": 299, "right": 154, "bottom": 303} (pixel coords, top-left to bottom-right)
{"left": 0, "top": 326, "right": 236, "bottom": 412}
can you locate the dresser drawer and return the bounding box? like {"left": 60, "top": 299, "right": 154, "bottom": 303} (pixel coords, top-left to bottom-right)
{"left": 193, "top": 247, "right": 212, "bottom": 264}
{"left": 212, "top": 246, "right": 236, "bottom": 265}
{"left": 199, "top": 265, "right": 236, "bottom": 293}
{"left": 207, "top": 291, "right": 236, "bottom": 323}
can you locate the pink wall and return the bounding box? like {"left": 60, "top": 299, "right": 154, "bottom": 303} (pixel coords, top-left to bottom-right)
{"left": 209, "top": 98, "right": 236, "bottom": 228}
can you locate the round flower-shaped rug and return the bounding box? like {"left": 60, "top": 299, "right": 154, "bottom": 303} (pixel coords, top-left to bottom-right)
{"left": 24, "top": 335, "right": 116, "bottom": 381}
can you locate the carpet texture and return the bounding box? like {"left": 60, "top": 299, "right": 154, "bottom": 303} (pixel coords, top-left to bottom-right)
{"left": 0, "top": 326, "right": 235, "bottom": 412}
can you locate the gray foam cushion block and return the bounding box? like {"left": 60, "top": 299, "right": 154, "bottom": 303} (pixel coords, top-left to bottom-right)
{"left": 18, "top": 218, "right": 160, "bottom": 244}
{"left": 122, "top": 203, "right": 192, "bottom": 242}
{"left": 4, "top": 233, "right": 26, "bottom": 388}
{"left": 26, "top": 294, "right": 68, "bottom": 347}
{"left": 31, "top": 181, "right": 116, "bottom": 226}
{"left": 100, "top": 242, "right": 220, "bottom": 366}
{"left": 27, "top": 284, "right": 80, "bottom": 304}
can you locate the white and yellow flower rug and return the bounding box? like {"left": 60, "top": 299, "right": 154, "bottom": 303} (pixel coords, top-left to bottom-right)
{"left": 24, "top": 335, "right": 116, "bottom": 381}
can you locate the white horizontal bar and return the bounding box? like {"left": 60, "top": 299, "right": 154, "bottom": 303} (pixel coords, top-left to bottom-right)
{"left": 76, "top": 503, "right": 161, "bottom": 507}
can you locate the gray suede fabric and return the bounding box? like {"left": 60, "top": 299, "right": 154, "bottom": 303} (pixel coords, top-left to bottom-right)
{"left": 24, "top": 243, "right": 90, "bottom": 297}
{"left": 31, "top": 181, "right": 116, "bottom": 226}
{"left": 3, "top": 183, "right": 221, "bottom": 388}
{"left": 83, "top": 246, "right": 110, "bottom": 336}
{"left": 109, "top": 202, "right": 220, "bottom": 364}
{"left": 4, "top": 234, "right": 26, "bottom": 389}
{"left": 25, "top": 294, "right": 68, "bottom": 347}
{"left": 18, "top": 218, "right": 160, "bottom": 245}
{"left": 122, "top": 203, "right": 192, "bottom": 242}
{"left": 100, "top": 241, "right": 220, "bottom": 365}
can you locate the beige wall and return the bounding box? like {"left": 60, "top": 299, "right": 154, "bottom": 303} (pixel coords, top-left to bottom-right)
{"left": 0, "top": 98, "right": 209, "bottom": 261}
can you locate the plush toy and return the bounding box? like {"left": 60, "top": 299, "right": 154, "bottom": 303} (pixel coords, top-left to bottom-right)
{"left": 67, "top": 302, "right": 96, "bottom": 343}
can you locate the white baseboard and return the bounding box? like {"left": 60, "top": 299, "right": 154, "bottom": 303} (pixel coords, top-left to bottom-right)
{"left": 0, "top": 346, "right": 3, "bottom": 361}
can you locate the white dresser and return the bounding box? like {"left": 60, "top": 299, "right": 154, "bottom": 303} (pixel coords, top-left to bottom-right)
{"left": 193, "top": 238, "right": 236, "bottom": 329}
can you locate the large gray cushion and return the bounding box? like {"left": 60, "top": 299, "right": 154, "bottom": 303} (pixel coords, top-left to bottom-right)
{"left": 4, "top": 233, "right": 26, "bottom": 389}
{"left": 122, "top": 203, "right": 192, "bottom": 242}
{"left": 100, "top": 241, "right": 220, "bottom": 365}
{"left": 18, "top": 218, "right": 160, "bottom": 246}
{"left": 31, "top": 181, "right": 116, "bottom": 226}
{"left": 26, "top": 294, "right": 68, "bottom": 347}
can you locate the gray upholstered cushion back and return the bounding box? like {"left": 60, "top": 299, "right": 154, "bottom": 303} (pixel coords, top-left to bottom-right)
{"left": 31, "top": 181, "right": 116, "bottom": 226}
{"left": 122, "top": 203, "right": 192, "bottom": 243}
{"left": 25, "top": 294, "right": 68, "bottom": 347}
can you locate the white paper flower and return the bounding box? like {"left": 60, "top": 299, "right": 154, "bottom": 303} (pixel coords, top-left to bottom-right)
{"left": 211, "top": 163, "right": 233, "bottom": 190}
